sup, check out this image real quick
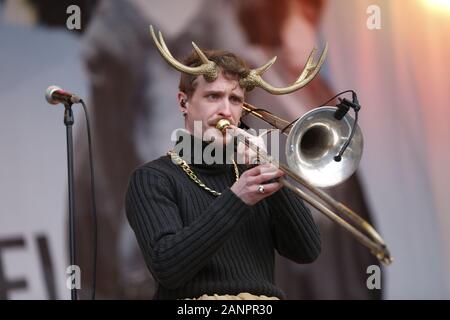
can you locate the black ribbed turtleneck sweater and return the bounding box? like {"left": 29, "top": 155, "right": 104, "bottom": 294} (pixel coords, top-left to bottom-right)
{"left": 125, "top": 134, "right": 321, "bottom": 300}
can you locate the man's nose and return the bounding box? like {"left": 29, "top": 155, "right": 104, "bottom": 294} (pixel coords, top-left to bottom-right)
{"left": 218, "top": 99, "right": 232, "bottom": 118}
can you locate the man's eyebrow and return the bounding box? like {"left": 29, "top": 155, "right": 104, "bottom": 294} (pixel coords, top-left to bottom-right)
{"left": 230, "top": 93, "right": 244, "bottom": 100}
{"left": 203, "top": 90, "right": 224, "bottom": 95}
{"left": 203, "top": 90, "right": 244, "bottom": 100}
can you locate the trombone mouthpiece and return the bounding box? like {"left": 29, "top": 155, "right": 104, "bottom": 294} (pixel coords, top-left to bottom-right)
{"left": 216, "top": 119, "right": 231, "bottom": 133}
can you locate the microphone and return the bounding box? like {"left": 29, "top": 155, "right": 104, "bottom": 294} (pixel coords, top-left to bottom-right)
{"left": 333, "top": 91, "right": 361, "bottom": 162}
{"left": 45, "top": 86, "right": 81, "bottom": 105}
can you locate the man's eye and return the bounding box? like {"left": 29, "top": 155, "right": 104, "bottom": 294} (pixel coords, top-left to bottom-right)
{"left": 230, "top": 96, "right": 243, "bottom": 104}
{"left": 207, "top": 94, "right": 220, "bottom": 100}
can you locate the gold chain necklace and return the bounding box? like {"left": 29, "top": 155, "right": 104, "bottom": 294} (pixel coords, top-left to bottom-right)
{"left": 167, "top": 150, "right": 240, "bottom": 196}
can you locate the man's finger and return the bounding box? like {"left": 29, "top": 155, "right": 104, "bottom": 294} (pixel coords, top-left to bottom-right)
{"left": 254, "top": 167, "right": 284, "bottom": 183}
{"left": 243, "top": 165, "right": 261, "bottom": 176}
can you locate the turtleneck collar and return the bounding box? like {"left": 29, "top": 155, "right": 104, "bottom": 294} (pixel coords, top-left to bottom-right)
{"left": 173, "top": 130, "right": 236, "bottom": 171}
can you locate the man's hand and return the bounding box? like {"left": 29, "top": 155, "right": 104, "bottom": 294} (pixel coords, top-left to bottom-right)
{"left": 230, "top": 164, "right": 285, "bottom": 206}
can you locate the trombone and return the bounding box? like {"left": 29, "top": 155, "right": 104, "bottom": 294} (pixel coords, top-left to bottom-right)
{"left": 217, "top": 102, "right": 393, "bottom": 265}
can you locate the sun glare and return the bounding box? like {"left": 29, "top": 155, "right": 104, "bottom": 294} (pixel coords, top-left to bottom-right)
{"left": 425, "top": 0, "right": 450, "bottom": 10}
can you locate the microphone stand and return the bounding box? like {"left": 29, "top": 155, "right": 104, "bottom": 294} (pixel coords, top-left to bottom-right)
{"left": 64, "top": 102, "right": 77, "bottom": 300}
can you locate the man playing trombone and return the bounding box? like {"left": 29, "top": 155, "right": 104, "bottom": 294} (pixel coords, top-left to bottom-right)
{"left": 125, "top": 27, "right": 325, "bottom": 300}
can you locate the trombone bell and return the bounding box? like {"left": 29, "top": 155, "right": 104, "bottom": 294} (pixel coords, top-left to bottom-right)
{"left": 286, "top": 107, "right": 363, "bottom": 188}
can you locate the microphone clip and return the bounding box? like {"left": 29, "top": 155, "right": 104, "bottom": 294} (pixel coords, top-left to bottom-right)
{"left": 334, "top": 97, "right": 360, "bottom": 120}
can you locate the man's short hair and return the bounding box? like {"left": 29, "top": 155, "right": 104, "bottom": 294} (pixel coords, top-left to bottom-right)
{"left": 179, "top": 50, "right": 250, "bottom": 98}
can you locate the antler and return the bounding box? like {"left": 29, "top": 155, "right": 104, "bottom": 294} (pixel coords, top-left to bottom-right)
{"left": 239, "top": 43, "right": 328, "bottom": 95}
{"left": 149, "top": 25, "right": 219, "bottom": 82}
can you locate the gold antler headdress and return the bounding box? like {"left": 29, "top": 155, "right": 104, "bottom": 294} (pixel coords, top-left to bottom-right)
{"left": 150, "top": 25, "right": 328, "bottom": 95}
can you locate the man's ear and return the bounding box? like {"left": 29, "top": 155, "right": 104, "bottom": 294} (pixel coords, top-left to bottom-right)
{"left": 178, "top": 92, "right": 188, "bottom": 115}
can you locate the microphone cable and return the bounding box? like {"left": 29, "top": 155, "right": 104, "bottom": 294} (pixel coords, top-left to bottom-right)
{"left": 80, "top": 100, "right": 98, "bottom": 300}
